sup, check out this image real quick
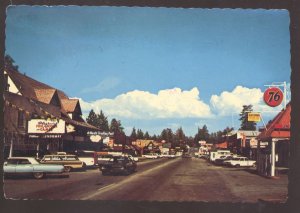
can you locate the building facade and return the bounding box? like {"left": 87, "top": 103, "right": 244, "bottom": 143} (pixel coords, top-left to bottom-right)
{"left": 3, "top": 66, "right": 100, "bottom": 158}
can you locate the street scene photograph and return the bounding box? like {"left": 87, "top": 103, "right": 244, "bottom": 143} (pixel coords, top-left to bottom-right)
{"left": 3, "top": 6, "right": 290, "bottom": 202}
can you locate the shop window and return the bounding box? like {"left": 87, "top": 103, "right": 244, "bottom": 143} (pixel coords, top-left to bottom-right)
{"left": 17, "top": 111, "right": 26, "bottom": 128}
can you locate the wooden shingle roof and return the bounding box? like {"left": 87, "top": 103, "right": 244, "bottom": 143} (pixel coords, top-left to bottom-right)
{"left": 34, "top": 88, "right": 56, "bottom": 104}
{"left": 6, "top": 68, "right": 52, "bottom": 100}
{"left": 60, "top": 99, "right": 79, "bottom": 113}
{"left": 5, "top": 67, "right": 98, "bottom": 131}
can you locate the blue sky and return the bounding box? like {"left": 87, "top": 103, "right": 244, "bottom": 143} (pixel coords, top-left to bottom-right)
{"left": 5, "top": 6, "right": 290, "bottom": 136}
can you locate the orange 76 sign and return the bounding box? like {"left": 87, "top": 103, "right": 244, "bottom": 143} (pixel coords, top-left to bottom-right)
{"left": 263, "top": 87, "right": 284, "bottom": 107}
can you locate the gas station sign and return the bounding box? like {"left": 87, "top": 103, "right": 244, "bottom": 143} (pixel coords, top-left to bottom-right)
{"left": 263, "top": 87, "right": 284, "bottom": 107}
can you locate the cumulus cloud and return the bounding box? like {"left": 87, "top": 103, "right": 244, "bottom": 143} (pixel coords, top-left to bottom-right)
{"left": 210, "top": 85, "right": 284, "bottom": 116}
{"left": 78, "top": 87, "right": 212, "bottom": 119}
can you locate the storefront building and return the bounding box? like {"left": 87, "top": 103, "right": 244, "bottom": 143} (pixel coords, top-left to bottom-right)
{"left": 257, "top": 103, "right": 291, "bottom": 177}
{"left": 3, "top": 66, "right": 100, "bottom": 158}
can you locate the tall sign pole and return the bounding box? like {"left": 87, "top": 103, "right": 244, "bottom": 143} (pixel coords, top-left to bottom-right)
{"left": 263, "top": 82, "right": 286, "bottom": 177}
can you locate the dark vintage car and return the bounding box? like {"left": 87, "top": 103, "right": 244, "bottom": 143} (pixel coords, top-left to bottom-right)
{"left": 182, "top": 153, "right": 192, "bottom": 158}
{"left": 214, "top": 156, "right": 234, "bottom": 166}
{"left": 98, "top": 156, "right": 137, "bottom": 175}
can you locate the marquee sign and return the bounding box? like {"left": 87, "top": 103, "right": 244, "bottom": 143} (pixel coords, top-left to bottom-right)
{"left": 263, "top": 87, "right": 284, "bottom": 107}
{"left": 28, "top": 119, "right": 65, "bottom": 134}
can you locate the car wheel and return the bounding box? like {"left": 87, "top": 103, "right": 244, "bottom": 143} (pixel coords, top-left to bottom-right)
{"left": 64, "top": 166, "right": 72, "bottom": 172}
{"left": 82, "top": 163, "right": 87, "bottom": 171}
{"left": 124, "top": 169, "right": 131, "bottom": 176}
{"left": 33, "top": 172, "right": 44, "bottom": 179}
{"left": 235, "top": 164, "right": 240, "bottom": 168}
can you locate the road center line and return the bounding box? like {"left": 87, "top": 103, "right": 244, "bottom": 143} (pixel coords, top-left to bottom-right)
{"left": 82, "top": 183, "right": 117, "bottom": 200}
{"left": 81, "top": 158, "right": 181, "bottom": 200}
{"left": 97, "top": 183, "right": 116, "bottom": 191}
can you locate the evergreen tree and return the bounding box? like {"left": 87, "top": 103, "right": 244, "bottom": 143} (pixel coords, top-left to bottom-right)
{"left": 209, "top": 126, "right": 234, "bottom": 144}
{"left": 97, "top": 110, "right": 109, "bottom": 132}
{"left": 137, "top": 129, "right": 144, "bottom": 139}
{"left": 130, "top": 127, "right": 137, "bottom": 139}
{"left": 151, "top": 134, "right": 158, "bottom": 141}
{"left": 144, "top": 131, "right": 150, "bottom": 139}
{"left": 86, "top": 109, "right": 100, "bottom": 128}
{"left": 160, "top": 128, "right": 173, "bottom": 144}
{"left": 239, "top": 105, "right": 257, "bottom": 130}
{"left": 5, "top": 55, "right": 19, "bottom": 71}
{"left": 175, "top": 127, "right": 185, "bottom": 147}
{"left": 109, "top": 118, "right": 124, "bottom": 134}
{"left": 194, "top": 125, "right": 209, "bottom": 145}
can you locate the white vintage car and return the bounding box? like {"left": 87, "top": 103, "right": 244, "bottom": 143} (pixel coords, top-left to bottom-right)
{"left": 4, "top": 157, "right": 66, "bottom": 179}
{"left": 142, "top": 153, "right": 158, "bottom": 159}
{"left": 223, "top": 157, "right": 256, "bottom": 167}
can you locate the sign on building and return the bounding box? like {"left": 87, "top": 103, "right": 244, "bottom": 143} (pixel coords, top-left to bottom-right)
{"left": 28, "top": 119, "right": 65, "bottom": 134}
{"left": 90, "top": 135, "right": 101, "bottom": 143}
{"left": 248, "top": 113, "right": 261, "bottom": 122}
{"left": 103, "top": 137, "right": 110, "bottom": 144}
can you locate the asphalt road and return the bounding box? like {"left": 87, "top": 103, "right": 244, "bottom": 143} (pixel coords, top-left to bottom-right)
{"left": 3, "top": 157, "right": 288, "bottom": 202}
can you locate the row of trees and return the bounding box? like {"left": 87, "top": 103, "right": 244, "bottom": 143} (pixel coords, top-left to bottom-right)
{"left": 85, "top": 104, "right": 257, "bottom": 146}
{"left": 86, "top": 110, "right": 124, "bottom": 134}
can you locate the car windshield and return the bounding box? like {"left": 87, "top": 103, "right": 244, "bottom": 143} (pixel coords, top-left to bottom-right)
{"left": 112, "top": 157, "right": 128, "bottom": 162}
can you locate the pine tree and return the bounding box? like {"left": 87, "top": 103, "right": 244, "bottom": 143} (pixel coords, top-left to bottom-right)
{"left": 5, "top": 55, "right": 19, "bottom": 71}
{"left": 160, "top": 128, "right": 173, "bottom": 144}
{"left": 144, "top": 131, "right": 150, "bottom": 139}
{"left": 175, "top": 127, "right": 185, "bottom": 147}
{"left": 109, "top": 118, "right": 124, "bottom": 134}
{"left": 130, "top": 127, "right": 137, "bottom": 139}
{"left": 97, "top": 110, "right": 109, "bottom": 132}
{"left": 194, "top": 125, "right": 209, "bottom": 145}
{"left": 86, "top": 109, "right": 100, "bottom": 128}
{"left": 239, "top": 105, "right": 257, "bottom": 130}
{"left": 137, "top": 129, "right": 144, "bottom": 139}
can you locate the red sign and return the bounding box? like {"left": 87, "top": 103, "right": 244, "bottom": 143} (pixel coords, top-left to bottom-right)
{"left": 263, "top": 87, "right": 284, "bottom": 107}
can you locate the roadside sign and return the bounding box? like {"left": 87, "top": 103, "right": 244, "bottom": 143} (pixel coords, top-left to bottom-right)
{"left": 248, "top": 113, "right": 261, "bottom": 122}
{"left": 263, "top": 87, "right": 284, "bottom": 107}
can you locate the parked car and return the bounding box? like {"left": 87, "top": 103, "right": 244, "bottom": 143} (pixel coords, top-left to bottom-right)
{"left": 161, "top": 153, "right": 176, "bottom": 158}
{"left": 126, "top": 154, "right": 139, "bottom": 162}
{"left": 3, "top": 157, "right": 65, "bottom": 179}
{"left": 75, "top": 150, "right": 97, "bottom": 168}
{"left": 214, "top": 156, "right": 234, "bottom": 165}
{"left": 182, "top": 153, "right": 192, "bottom": 158}
{"left": 99, "top": 156, "right": 137, "bottom": 175}
{"left": 223, "top": 157, "right": 256, "bottom": 167}
{"left": 142, "top": 153, "right": 158, "bottom": 159}
{"left": 97, "top": 154, "right": 114, "bottom": 164}
{"left": 40, "top": 154, "right": 84, "bottom": 172}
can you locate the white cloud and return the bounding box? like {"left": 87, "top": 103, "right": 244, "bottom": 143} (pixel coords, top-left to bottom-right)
{"left": 210, "top": 85, "right": 283, "bottom": 116}
{"left": 78, "top": 85, "right": 287, "bottom": 124}
{"left": 78, "top": 87, "right": 212, "bottom": 119}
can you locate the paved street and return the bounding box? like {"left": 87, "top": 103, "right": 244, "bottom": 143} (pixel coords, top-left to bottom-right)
{"left": 4, "top": 158, "right": 288, "bottom": 202}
